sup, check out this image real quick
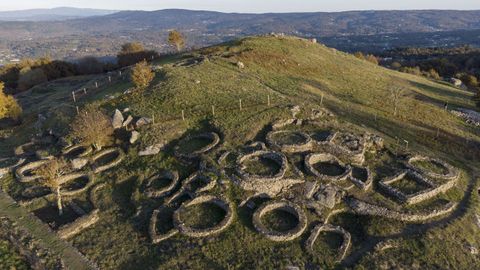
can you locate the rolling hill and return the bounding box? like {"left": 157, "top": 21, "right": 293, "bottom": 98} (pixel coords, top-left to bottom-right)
{"left": 0, "top": 7, "right": 117, "bottom": 21}
{"left": 0, "top": 36, "right": 479, "bottom": 269}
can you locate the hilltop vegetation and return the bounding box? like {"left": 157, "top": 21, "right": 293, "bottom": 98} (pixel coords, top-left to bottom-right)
{"left": 0, "top": 36, "right": 479, "bottom": 269}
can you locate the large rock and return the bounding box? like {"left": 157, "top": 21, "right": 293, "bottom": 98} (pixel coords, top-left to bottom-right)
{"left": 136, "top": 117, "right": 153, "bottom": 128}
{"left": 71, "top": 158, "right": 89, "bottom": 170}
{"left": 123, "top": 115, "right": 133, "bottom": 127}
{"left": 313, "top": 184, "right": 345, "bottom": 209}
{"left": 112, "top": 109, "right": 124, "bottom": 129}
{"left": 139, "top": 144, "right": 164, "bottom": 156}
{"left": 130, "top": 131, "right": 140, "bottom": 144}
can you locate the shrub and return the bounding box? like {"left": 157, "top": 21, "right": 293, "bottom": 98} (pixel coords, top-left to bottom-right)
{"left": 17, "top": 67, "right": 47, "bottom": 91}
{"left": 131, "top": 60, "right": 154, "bottom": 89}
{"left": 168, "top": 30, "right": 186, "bottom": 52}
{"left": 71, "top": 105, "right": 114, "bottom": 150}
{"left": 117, "top": 42, "right": 158, "bottom": 67}
{"left": 0, "top": 82, "right": 22, "bottom": 120}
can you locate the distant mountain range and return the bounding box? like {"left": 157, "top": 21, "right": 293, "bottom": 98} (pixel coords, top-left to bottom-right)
{"left": 0, "top": 7, "right": 117, "bottom": 21}
{"left": 2, "top": 8, "right": 480, "bottom": 61}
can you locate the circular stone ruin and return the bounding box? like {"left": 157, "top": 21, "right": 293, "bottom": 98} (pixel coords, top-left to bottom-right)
{"left": 252, "top": 200, "right": 307, "bottom": 242}
{"left": 173, "top": 195, "right": 234, "bottom": 238}
{"left": 144, "top": 171, "right": 180, "bottom": 199}
{"left": 266, "top": 130, "right": 313, "bottom": 153}
{"left": 236, "top": 150, "right": 288, "bottom": 181}
{"left": 15, "top": 160, "right": 50, "bottom": 182}
{"left": 347, "top": 166, "right": 373, "bottom": 190}
{"left": 0, "top": 157, "right": 25, "bottom": 176}
{"left": 305, "top": 153, "right": 351, "bottom": 181}
{"left": 174, "top": 132, "right": 220, "bottom": 159}
{"left": 90, "top": 148, "right": 125, "bottom": 174}
{"left": 61, "top": 144, "right": 93, "bottom": 160}
{"left": 406, "top": 156, "right": 459, "bottom": 180}
{"left": 305, "top": 224, "right": 351, "bottom": 262}
{"left": 57, "top": 173, "right": 93, "bottom": 196}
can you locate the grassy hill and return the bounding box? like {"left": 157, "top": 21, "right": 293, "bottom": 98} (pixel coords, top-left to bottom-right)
{"left": 0, "top": 35, "right": 479, "bottom": 269}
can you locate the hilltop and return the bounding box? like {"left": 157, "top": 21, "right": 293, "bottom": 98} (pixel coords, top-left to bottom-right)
{"left": 0, "top": 36, "right": 479, "bottom": 269}
{"left": 0, "top": 7, "right": 117, "bottom": 21}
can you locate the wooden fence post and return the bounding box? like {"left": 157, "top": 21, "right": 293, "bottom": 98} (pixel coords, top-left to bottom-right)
{"left": 76, "top": 106, "right": 79, "bottom": 115}
{"left": 108, "top": 76, "right": 112, "bottom": 83}
{"left": 267, "top": 95, "right": 271, "bottom": 106}
{"left": 72, "top": 91, "right": 76, "bottom": 102}
{"left": 239, "top": 99, "right": 242, "bottom": 111}
{"left": 181, "top": 110, "right": 185, "bottom": 121}
{"left": 212, "top": 105, "right": 215, "bottom": 117}
{"left": 95, "top": 82, "right": 98, "bottom": 88}
{"left": 83, "top": 88, "right": 87, "bottom": 94}
{"left": 320, "top": 94, "right": 324, "bottom": 106}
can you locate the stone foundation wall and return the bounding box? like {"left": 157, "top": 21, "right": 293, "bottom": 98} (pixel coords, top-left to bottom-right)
{"left": 57, "top": 210, "right": 100, "bottom": 239}
{"left": 173, "top": 195, "right": 234, "bottom": 238}
{"left": 252, "top": 200, "right": 307, "bottom": 242}
{"left": 346, "top": 197, "right": 457, "bottom": 222}
{"left": 15, "top": 160, "right": 50, "bottom": 183}
{"left": 90, "top": 148, "right": 125, "bottom": 174}
{"left": 266, "top": 130, "right": 313, "bottom": 153}
{"left": 304, "top": 153, "right": 351, "bottom": 182}
{"left": 174, "top": 132, "right": 220, "bottom": 159}
{"left": 305, "top": 224, "right": 351, "bottom": 262}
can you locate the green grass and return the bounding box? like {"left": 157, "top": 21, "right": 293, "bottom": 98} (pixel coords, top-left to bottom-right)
{"left": 0, "top": 35, "right": 479, "bottom": 269}
{"left": 243, "top": 157, "right": 281, "bottom": 176}
{"left": 261, "top": 209, "right": 299, "bottom": 232}
{"left": 181, "top": 202, "right": 227, "bottom": 230}
{"left": 0, "top": 239, "right": 30, "bottom": 270}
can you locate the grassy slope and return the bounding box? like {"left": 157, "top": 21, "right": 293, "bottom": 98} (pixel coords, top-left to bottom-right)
{"left": 1, "top": 36, "right": 479, "bottom": 269}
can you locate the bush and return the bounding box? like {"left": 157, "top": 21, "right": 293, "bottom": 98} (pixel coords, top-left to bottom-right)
{"left": 0, "top": 82, "right": 22, "bottom": 120}
{"left": 76, "top": 56, "right": 105, "bottom": 74}
{"left": 17, "top": 67, "right": 47, "bottom": 91}
{"left": 131, "top": 60, "right": 154, "bottom": 89}
{"left": 71, "top": 105, "right": 114, "bottom": 150}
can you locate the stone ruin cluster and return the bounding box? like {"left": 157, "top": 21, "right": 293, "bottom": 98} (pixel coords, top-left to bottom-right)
{"left": 143, "top": 106, "right": 461, "bottom": 264}
{"left": 0, "top": 105, "right": 463, "bottom": 265}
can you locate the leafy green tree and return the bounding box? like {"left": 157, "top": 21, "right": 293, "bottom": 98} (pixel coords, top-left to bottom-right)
{"left": 131, "top": 60, "right": 154, "bottom": 89}
{"left": 0, "top": 82, "right": 22, "bottom": 120}
{"left": 168, "top": 30, "right": 186, "bottom": 52}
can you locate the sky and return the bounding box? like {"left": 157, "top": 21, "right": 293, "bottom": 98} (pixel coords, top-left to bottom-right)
{"left": 1, "top": 0, "right": 480, "bottom": 13}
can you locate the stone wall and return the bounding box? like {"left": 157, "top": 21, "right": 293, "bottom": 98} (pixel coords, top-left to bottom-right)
{"left": 149, "top": 206, "right": 179, "bottom": 244}
{"left": 57, "top": 209, "right": 100, "bottom": 239}
{"left": 173, "top": 195, "right": 234, "bottom": 238}
{"left": 266, "top": 130, "right": 313, "bottom": 153}
{"left": 252, "top": 200, "right": 307, "bottom": 242}
{"left": 305, "top": 224, "right": 351, "bottom": 262}
{"left": 346, "top": 197, "right": 457, "bottom": 222}
{"left": 174, "top": 132, "right": 221, "bottom": 159}
{"left": 145, "top": 170, "right": 180, "bottom": 199}
{"left": 15, "top": 160, "right": 50, "bottom": 183}
{"left": 89, "top": 147, "right": 125, "bottom": 174}
{"left": 304, "top": 153, "right": 351, "bottom": 182}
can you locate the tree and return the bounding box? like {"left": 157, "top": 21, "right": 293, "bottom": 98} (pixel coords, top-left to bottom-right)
{"left": 389, "top": 84, "right": 406, "bottom": 117}
{"left": 33, "top": 158, "right": 69, "bottom": 216}
{"left": 117, "top": 42, "right": 158, "bottom": 67}
{"left": 131, "top": 60, "right": 154, "bottom": 89}
{"left": 17, "top": 67, "right": 47, "bottom": 91}
{"left": 427, "top": 69, "right": 441, "bottom": 80}
{"left": 71, "top": 106, "right": 114, "bottom": 150}
{"left": 365, "top": 54, "right": 379, "bottom": 65}
{"left": 354, "top": 52, "right": 365, "bottom": 60}
{"left": 0, "top": 82, "right": 22, "bottom": 120}
{"left": 76, "top": 56, "right": 104, "bottom": 74}
{"left": 168, "top": 30, "right": 185, "bottom": 52}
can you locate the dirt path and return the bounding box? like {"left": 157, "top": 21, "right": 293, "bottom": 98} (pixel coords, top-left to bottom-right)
{"left": 0, "top": 190, "right": 97, "bottom": 270}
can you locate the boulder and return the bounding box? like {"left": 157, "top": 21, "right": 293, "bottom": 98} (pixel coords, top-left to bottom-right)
{"left": 313, "top": 184, "right": 345, "bottom": 209}
{"left": 136, "top": 117, "right": 153, "bottom": 128}
{"left": 290, "top": 105, "right": 301, "bottom": 118}
{"left": 237, "top": 61, "right": 245, "bottom": 69}
{"left": 71, "top": 158, "right": 89, "bottom": 170}
{"left": 130, "top": 131, "right": 140, "bottom": 144}
{"left": 139, "top": 144, "right": 164, "bottom": 156}
{"left": 112, "top": 109, "right": 124, "bottom": 129}
{"left": 123, "top": 115, "right": 133, "bottom": 127}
